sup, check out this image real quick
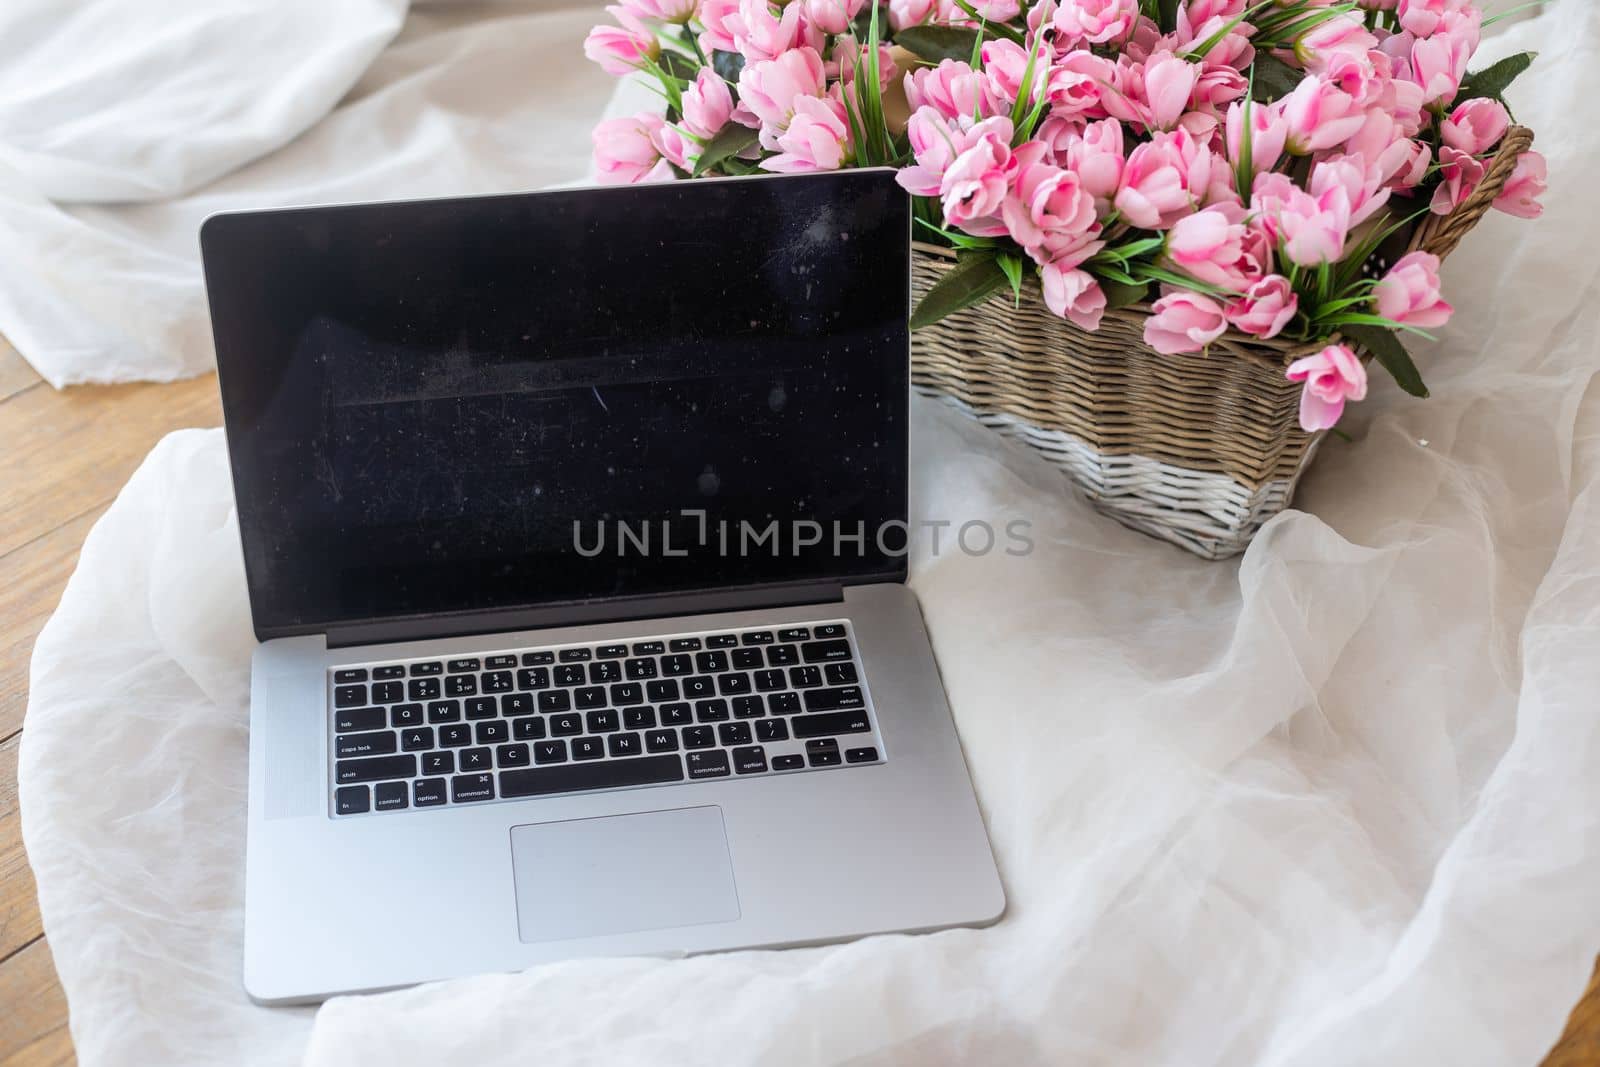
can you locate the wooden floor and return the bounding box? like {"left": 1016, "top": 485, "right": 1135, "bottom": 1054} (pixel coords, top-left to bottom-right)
{"left": 1, "top": 339, "right": 1598, "bottom": 1066}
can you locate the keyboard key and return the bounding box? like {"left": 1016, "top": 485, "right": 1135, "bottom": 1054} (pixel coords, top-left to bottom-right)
{"left": 400, "top": 727, "right": 434, "bottom": 752}
{"left": 683, "top": 676, "right": 715, "bottom": 699}
{"left": 409, "top": 661, "right": 443, "bottom": 676}
{"left": 555, "top": 664, "right": 586, "bottom": 686}
{"left": 459, "top": 747, "right": 492, "bottom": 771}
{"left": 440, "top": 723, "right": 472, "bottom": 747}
{"left": 512, "top": 716, "right": 547, "bottom": 741}
{"left": 732, "top": 746, "right": 768, "bottom": 774}
{"left": 732, "top": 648, "right": 764, "bottom": 670}
{"left": 534, "top": 740, "right": 568, "bottom": 764}
{"left": 482, "top": 671, "right": 513, "bottom": 694}
{"left": 335, "top": 786, "right": 369, "bottom": 815}
{"left": 538, "top": 690, "right": 572, "bottom": 713}
{"left": 806, "top": 738, "right": 839, "bottom": 753}
{"left": 371, "top": 681, "right": 403, "bottom": 704}
{"left": 631, "top": 641, "right": 665, "bottom": 655}
{"left": 497, "top": 743, "right": 531, "bottom": 768}
{"left": 740, "top": 630, "right": 775, "bottom": 645}
{"left": 695, "top": 699, "right": 729, "bottom": 722}
{"left": 549, "top": 713, "right": 582, "bottom": 736}
{"left": 408, "top": 678, "right": 441, "bottom": 701}
{"left": 475, "top": 720, "right": 508, "bottom": 744}
{"left": 500, "top": 754, "right": 684, "bottom": 798}
{"left": 756, "top": 718, "right": 790, "bottom": 743}
{"left": 391, "top": 704, "right": 425, "bottom": 728}
{"left": 558, "top": 648, "right": 592, "bottom": 662}
{"left": 804, "top": 687, "right": 864, "bottom": 712}
{"left": 696, "top": 650, "right": 729, "bottom": 673}
{"left": 422, "top": 751, "right": 455, "bottom": 775}
{"left": 718, "top": 722, "right": 752, "bottom": 746}
{"left": 414, "top": 778, "right": 448, "bottom": 806}
{"left": 705, "top": 634, "right": 738, "bottom": 648}
{"left": 334, "top": 668, "right": 368, "bottom": 684}
{"left": 802, "top": 639, "right": 852, "bottom": 663}
{"left": 717, "top": 673, "right": 751, "bottom": 695}
{"left": 733, "top": 696, "right": 764, "bottom": 719}
{"left": 585, "top": 710, "right": 619, "bottom": 733}
{"left": 625, "top": 657, "right": 658, "bottom": 680}
{"left": 645, "top": 729, "right": 679, "bottom": 752}
{"left": 518, "top": 668, "right": 550, "bottom": 690}
{"left": 825, "top": 662, "right": 859, "bottom": 685}
{"left": 427, "top": 700, "right": 462, "bottom": 724}
{"left": 646, "top": 679, "right": 679, "bottom": 702}
{"left": 846, "top": 746, "right": 880, "bottom": 763}
{"left": 372, "top": 665, "right": 406, "bottom": 680}
{"left": 575, "top": 686, "right": 607, "bottom": 710}
{"left": 777, "top": 627, "right": 810, "bottom": 642}
{"left": 336, "top": 730, "right": 396, "bottom": 758}
{"left": 772, "top": 754, "right": 805, "bottom": 771}
{"left": 668, "top": 637, "right": 702, "bottom": 652}
{"left": 451, "top": 773, "right": 496, "bottom": 803}
{"left": 374, "top": 782, "right": 409, "bottom": 811}
{"left": 335, "top": 755, "right": 417, "bottom": 784}
{"left": 683, "top": 726, "right": 715, "bottom": 749}
{"left": 486, "top": 654, "right": 517, "bottom": 669}
{"left": 447, "top": 658, "right": 481, "bottom": 673}
{"left": 768, "top": 692, "right": 801, "bottom": 715}
{"left": 610, "top": 683, "right": 644, "bottom": 706}
{"left": 522, "top": 651, "right": 555, "bottom": 666}
{"left": 624, "top": 706, "right": 656, "bottom": 730}
{"left": 572, "top": 736, "right": 605, "bottom": 761}
{"left": 814, "top": 623, "right": 846, "bottom": 639}
{"left": 608, "top": 732, "right": 642, "bottom": 758}
{"left": 596, "top": 643, "right": 629, "bottom": 659}
{"left": 335, "top": 707, "right": 385, "bottom": 733}
{"left": 661, "top": 655, "right": 693, "bottom": 676}
{"left": 465, "top": 697, "right": 498, "bottom": 720}
{"left": 788, "top": 666, "right": 823, "bottom": 688}
{"left": 753, "top": 670, "right": 785, "bottom": 692}
{"left": 501, "top": 693, "right": 534, "bottom": 717}
{"left": 808, "top": 748, "right": 842, "bottom": 767}
{"left": 445, "top": 674, "right": 478, "bottom": 697}
{"left": 767, "top": 644, "right": 799, "bottom": 667}
{"left": 334, "top": 685, "right": 366, "bottom": 708}
{"left": 792, "top": 709, "right": 871, "bottom": 738}
{"left": 660, "top": 703, "right": 692, "bottom": 726}
{"left": 589, "top": 660, "right": 622, "bottom": 683}
{"left": 686, "top": 750, "right": 731, "bottom": 778}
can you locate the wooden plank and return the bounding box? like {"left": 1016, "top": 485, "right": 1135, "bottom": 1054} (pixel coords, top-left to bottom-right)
{"left": 0, "top": 339, "right": 41, "bottom": 404}
{"left": 0, "top": 938, "right": 73, "bottom": 1067}
{"left": 1545, "top": 958, "right": 1600, "bottom": 1066}
{"left": 0, "top": 508, "right": 107, "bottom": 742}
{"left": 0, "top": 735, "right": 41, "bottom": 963}
{"left": 0, "top": 373, "right": 221, "bottom": 558}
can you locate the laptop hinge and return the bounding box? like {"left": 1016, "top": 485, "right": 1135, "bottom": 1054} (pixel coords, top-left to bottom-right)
{"left": 321, "top": 580, "right": 853, "bottom": 649}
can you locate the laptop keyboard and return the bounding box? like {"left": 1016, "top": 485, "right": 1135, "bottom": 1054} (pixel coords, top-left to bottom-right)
{"left": 327, "top": 622, "right": 883, "bottom": 817}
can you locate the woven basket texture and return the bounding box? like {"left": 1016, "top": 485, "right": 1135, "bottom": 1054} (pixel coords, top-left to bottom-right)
{"left": 911, "top": 126, "right": 1536, "bottom": 559}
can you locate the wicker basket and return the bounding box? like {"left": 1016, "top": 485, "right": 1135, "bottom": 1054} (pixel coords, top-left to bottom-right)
{"left": 911, "top": 125, "right": 1535, "bottom": 559}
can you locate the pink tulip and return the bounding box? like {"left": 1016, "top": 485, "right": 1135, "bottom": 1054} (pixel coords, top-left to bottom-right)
{"left": 681, "top": 69, "right": 734, "bottom": 139}
{"left": 831, "top": 39, "right": 898, "bottom": 92}
{"left": 1226, "top": 275, "right": 1298, "bottom": 340}
{"left": 584, "top": 9, "right": 659, "bottom": 76}
{"left": 1281, "top": 76, "right": 1367, "bottom": 155}
{"left": 728, "top": 0, "right": 810, "bottom": 62}
{"left": 1408, "top": 9, "right": 1478, "bottom": 106}
{"left": 1396, "top": 0, "right": 1467, "bottom": 37}
{"left": 1063, "top": 117, "right": 1126, "bottom": 211}
{"left": 1103, "top": 51, "right": 1200, "bottom": 133}
{"left": 1429, "top": 145, "right": 1485, "bottom": 215}
{"left": 1042, "top": 263, "right": 1108, "bottom": 331}
{"left": 982, "top": 40, "right": 1050, "bottom": 111}
{"left": 897, "top": 107, "right": 983, "bottom": 196}
{"left": 1144, "top": 288, "right": 1228, "bottom": 354}
{"left": 1044, "top": 51, "right": 1116, "bottom": 120}
{"left": 967, "top": 0, "right": 1022, "bottom": 21}
{"left": 1286, "top": 344, "right": 1367, "bottom": 431}
{"left": 1166, "top": 204, "right": 1255, "bottom": 290}
{"left": 1051, "top": 0, "right": 1141, "bottom": 47}
{"left": 762, "top": 94, "right": 853, "bottom": 173}
{"left": 1253, "top": 170, "right": 1352, "bottom": 268}
{"left": 1440, "top": 98, "right": 1510, "bottom": 156}
{"left": 1493, "top": 150, "right": 1547, "bottom": 219}
{"left": 904, "top": 60, "right": 990, "bottom": 122}
{"left": 739, "top": 47, "right": 827, "bottom": 148}
{"left": 623, "top": 0, "right": 699, "bottom": 24}
{"left": 1310, "top": 154, "right": 1390, "bottom": 228}
{"left": 941, "top": 121, "right": 1019, "bottom": 236}
{"left": 1191, "top": 65, "right": 1248, "bottom": 118}
{"left": 1003, "top": 143, "right": 1098, "bottom": 253}
{"left": 1174, "top": 10, "right": 1255, "bottom": 70}
{"left": 802, "top": 0, "right": 865, "bottom": 35}
{"left": 1294, "top": 13, "right": 1377, "bottom": 73}
{"left": 593, "top": 113, "right": 676, "bottom": 184}
{"left": 1373, "top": 250, "right": 1452, "bottom": 329}
{"left": 888, "top": 0, "right": 936, "bottom": 30}
{"left": 1114, "top": 127, "right": 1213, "bottom": 230}
{"left": 1224, "top": 98, "right": 1287, "bottom": 175}
{"left": 1319, "top": 50, "right": 1378, "bottom": 106}
{"left": 696, "top": 0, "right": 741, "bottom": 52}
{"left": 1181, "top": 0, "right": 1247, "bottom": 22}
{"left": 1388, "top": 138, "right": 1431, "bottom": 190}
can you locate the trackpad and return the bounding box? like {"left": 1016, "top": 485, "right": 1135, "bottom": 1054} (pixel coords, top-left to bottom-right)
{"left": 510, "top": 805, "right": 740, "bottom": 944}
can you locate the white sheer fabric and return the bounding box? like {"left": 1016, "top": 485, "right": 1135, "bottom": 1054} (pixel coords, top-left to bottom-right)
{"left": 19, "top": 4, "right": 1600, "bottom": 1067}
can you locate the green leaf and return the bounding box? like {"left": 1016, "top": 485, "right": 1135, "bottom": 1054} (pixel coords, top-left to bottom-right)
{"left": 1458, "top": 50, "right": 1536, "bottom": 104}
{"left": 953, "top": 0, "right": 1024, "bottom": 41}
{"left": 996, "top": 252, "right": 1025, "bottom": 304}
{"left": 711, "top": 49, "right": 745, "bottom": 84}
{"left": 692, "top": 123, "right": 758, "bottom": 176}
{"left": 910, "top": 254, "right": 1011, "bottom": 329}
{"left": 894, "top": 25, "right": 983, "bottom": 63}
{"left": 1342, "top": 323, "right": 1430, "bottom": 399}
{"left": 1250, "top": 53, "right": 1303, "bottom": 103}
{"left": 1101, "top": 278, "right": 1151, "bottom": 311}
{"left": 658, "top": 51, "right": 699, "bottom": 80}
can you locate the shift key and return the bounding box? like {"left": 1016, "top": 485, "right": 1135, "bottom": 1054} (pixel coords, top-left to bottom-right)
{"left": 791, "top": 709, "right": 871, "bottom": 738}
{"left": 334, "top": 754, "right": 417, "bottom": 783}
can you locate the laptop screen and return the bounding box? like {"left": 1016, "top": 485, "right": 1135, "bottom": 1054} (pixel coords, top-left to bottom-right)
{"left": 203, "top": 172, "right": 909, "bottom": 636}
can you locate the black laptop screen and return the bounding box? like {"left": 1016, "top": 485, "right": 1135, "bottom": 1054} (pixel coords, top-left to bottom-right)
{"left": 202, "top": 172, "right": 909, "bottom": 635}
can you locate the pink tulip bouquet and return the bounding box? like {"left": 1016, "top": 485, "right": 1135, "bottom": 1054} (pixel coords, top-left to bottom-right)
{"left": 586, "top": 0, "right": 1545, "bottom": 432}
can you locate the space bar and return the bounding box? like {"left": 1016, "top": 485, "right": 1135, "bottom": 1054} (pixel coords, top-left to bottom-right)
{"left": 499, "top": 755, "right": 685, "bottom": 798}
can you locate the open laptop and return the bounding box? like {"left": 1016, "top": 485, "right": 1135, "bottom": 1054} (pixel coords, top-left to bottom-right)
{"left": 200, "top": 169, "right": 1004, "bottom": 1004}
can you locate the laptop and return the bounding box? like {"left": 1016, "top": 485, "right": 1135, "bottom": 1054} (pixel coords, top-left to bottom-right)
{"left": 200, "top": 169, "right": 1004, "bottom": 1004}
